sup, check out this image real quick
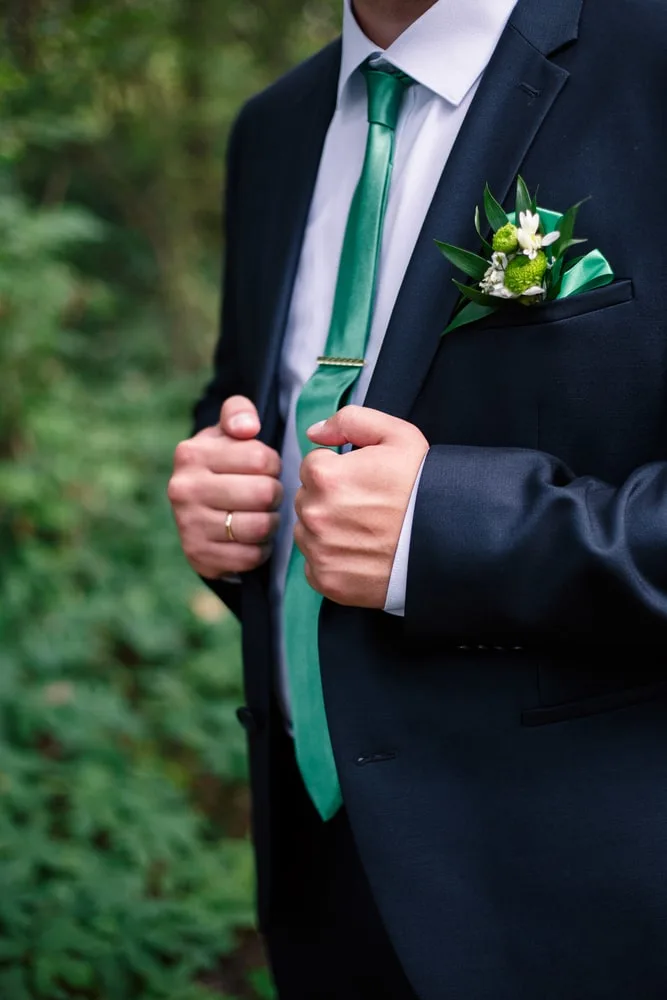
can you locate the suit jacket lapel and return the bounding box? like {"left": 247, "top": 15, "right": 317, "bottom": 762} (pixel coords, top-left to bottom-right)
{"left": 254, "top": 42, "right": 340, "bottom": 434}
{"left": 364, "top": 0, "right": 583, "bottom": 418}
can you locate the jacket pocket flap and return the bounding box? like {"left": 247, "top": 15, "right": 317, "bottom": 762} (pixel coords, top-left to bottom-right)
{"left": 522, "top": 677, "right": 667, "bottom": 727}
{"left": 480, "top": 278, "right": 634, "bottom": 330}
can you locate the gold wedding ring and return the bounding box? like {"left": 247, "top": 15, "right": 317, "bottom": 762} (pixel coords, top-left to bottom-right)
{"left": 225, "top": 511, "right": 236, "bottom": 543}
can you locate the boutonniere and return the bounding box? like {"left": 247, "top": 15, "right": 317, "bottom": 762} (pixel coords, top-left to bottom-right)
{"left": 436, "top": 177, "right": 614, "bottom": 334}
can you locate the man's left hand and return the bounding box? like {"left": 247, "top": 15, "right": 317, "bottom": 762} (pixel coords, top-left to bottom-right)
{"left": 294, "top": 406, "right": 429, "bottom": 609}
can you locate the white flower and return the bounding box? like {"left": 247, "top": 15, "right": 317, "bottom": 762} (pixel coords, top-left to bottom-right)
{"left": 480, "top": 264, "right": 503, "bottom": 292}
{"left": 480, "top": 263, "right": 517, "bottom": 299}
{"left": 492, "top": 285, "right": 517, "bottom": 299}
{"left": 479, "top": 251, "right": 518, "bottom": 299}
{"left": 516, "top": 210, "right": 560, "bottom": 260}
{"left": 521, "top": 285, "right": 547, "bottom": 297}
{"left": 491, "top": 251, "right": 508, "bottom": 270}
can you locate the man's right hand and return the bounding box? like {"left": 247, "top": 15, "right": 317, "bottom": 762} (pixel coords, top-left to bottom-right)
{"left": 168, "top": 396, "right": 283, "bottom": 579}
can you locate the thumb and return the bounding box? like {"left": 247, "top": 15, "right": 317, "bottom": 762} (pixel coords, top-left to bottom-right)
{"left": 306, "top": 405, "right": 405, "bottom": 449}
{"left": 220, "top": 395, "right": 261, "bottom": 439}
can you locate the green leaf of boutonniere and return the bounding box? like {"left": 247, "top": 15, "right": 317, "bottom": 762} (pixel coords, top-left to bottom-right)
{"left": 444, "top": 300, "right": 497, "bottom": 335}
{"left": 435, "top": 242, "right": 488, "bottom": 280}
{"left": 451, "top": 279, "right": 495, "bottom": 306}
{"left": 515, "top": 176, "right": 533, "bottom": 219}
{"left": 546, "top": 255, "right": 565, "bottom": 298}
{"left": 551, "top": 198, "right": 590, "bottom": 260}
{"left": 547, "top": 240, "right": 588, "bottom": 298}
{"left": 483, "top": 184, "right": 509, "bottom": 232}
{"left": 556, "top": 237, "right": 588, "bottom": 255}
{"left": 474, "top": 206, "right": 493, "bottom": 254}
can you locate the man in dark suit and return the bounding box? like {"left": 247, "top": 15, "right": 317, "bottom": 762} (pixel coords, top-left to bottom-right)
{"left": 169, "top": 0, "right": 667, "bottom": 996}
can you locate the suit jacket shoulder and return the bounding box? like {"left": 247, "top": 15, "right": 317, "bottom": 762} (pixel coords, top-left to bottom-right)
{"left": 579, "top": 0, "right": 667, "bottom": 68}
{"left": 234, "top": 38, "right": 341, "bottom": 140}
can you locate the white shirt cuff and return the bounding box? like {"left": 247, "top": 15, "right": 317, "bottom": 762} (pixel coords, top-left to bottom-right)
{"left": 383, "top": 452, "right": 428, "bottom": 617}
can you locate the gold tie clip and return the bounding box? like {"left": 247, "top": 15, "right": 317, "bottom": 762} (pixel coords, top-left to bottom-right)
{"left": 317, "top": 356, "right": 367, "bottom": 368}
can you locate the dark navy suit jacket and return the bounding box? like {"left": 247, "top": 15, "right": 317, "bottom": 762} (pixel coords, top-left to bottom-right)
{"left": 194, "top": 0, "right": 667, "bottom": 996}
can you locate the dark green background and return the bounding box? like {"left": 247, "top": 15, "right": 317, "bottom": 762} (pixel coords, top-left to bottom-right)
{"left": 0, "top": 1, "right": 338, "bottom": 996}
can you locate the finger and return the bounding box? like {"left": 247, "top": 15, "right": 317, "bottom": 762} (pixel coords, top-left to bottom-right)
{"left": 303, "top": 559, "right": 318, "bottom": 591}
{"left": 306, "top": 405, "right": 408, "bottom": 448}
{"left": 294, "top": 484, "right": 305, "bottom": 522}
{"left": 199, "top": 472, "right": 284, "bottom": 512}
{"left": 191, "top": 541, "right": 272, "bottom": 579}
{"left": 293, "top": 519, "right": 313, "bottom": 561}
{"left": 184, "top": 434, "right": 281, "bottom": 477}
{"left": 220, "top": 395, "right": 261, "bottom": 439}
{"left": 205, "top": 510, "right": 280, "bottom": 545}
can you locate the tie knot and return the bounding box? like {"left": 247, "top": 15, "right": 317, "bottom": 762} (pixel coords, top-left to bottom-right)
{"left": 361, "top": 62, "right": 412, "bottom": 130}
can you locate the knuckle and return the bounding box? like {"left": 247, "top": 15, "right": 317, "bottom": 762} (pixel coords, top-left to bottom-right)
{"left": 174, "top": 438, "right": 196, "bottom": 468}
{"left": 304, "top": 560, "right": 325, "bottom": 594}
{"left": 294, "top": 487, "right": 304, "bottom": 519}
{"left": 267, "top": 478, "right": 283, "bottom": 510}
{"left": 244, "top": 440, "right": 269, "bottom": 474}
{"left": 293, "top": 522, "right": 309, "bottom": 556}
{"left": 256, "top": 512, "right": 275, "bottom": 541}
{"left": 337, "top": 404, "right": 359, "bottom": 428}
{"left": 301, "top": 503, "right": 327, "bottom": 536}
{"left": 319, "top": 572, "right": 345, "bottom": 604}
{"left": 256, "top": 477, "right": 276, "bottom": 509}
{"left": 307, "top": 453, "right": 334, "bottom": 491}
{"left": 174, "top": 507, "right": 196, "bottom": 537}
{"left": 167, "top": 473, "right": 190, "bottom": 506}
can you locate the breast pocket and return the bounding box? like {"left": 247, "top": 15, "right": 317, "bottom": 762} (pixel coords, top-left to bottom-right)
{"left": 501, "top": 278, "right": 667, "bottom": 481}
{"left": 478, "top": 278, "right": 634, "bottom": 330}
{"left": 413, "top": 279, "right": 640, "bottom": 465}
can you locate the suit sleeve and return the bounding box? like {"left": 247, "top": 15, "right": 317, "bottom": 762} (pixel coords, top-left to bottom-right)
{"left": 189, "top": 110, "right": 249, "bottom": 620}
{"left": 193, "top": 109, "right": 246, "bottom": 435}
{"left": 405, "top": 444, "right": 667, "bottom": 645}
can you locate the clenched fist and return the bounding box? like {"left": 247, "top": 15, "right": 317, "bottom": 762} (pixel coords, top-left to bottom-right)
{"left": 168, "top": 396, "right": 283, "bottom": 579}
{"left": 294, "top": 405, "right": 429, "bottom": 609}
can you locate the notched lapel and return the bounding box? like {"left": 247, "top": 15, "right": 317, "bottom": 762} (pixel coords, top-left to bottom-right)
{"left": 364, "top": 0, "right": 584, "bottom": 420}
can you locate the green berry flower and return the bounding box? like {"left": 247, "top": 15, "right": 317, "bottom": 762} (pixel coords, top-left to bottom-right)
{"left": 492, "top": 223, "right": 519, "bottom": 254}
{"left": 504, "top": 250, "right": 548, "bottom": 296}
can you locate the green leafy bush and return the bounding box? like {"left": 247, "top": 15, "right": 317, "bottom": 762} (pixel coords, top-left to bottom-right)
{"left": 0, "top": 3, "right": 339, "bottom": 994}
{"left": 0, "top": 190, "right": 257, "bottom": 999}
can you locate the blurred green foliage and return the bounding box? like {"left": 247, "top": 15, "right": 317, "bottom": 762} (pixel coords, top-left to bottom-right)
{"left": 0, "top": 0, "right": 338, "bottom": 996}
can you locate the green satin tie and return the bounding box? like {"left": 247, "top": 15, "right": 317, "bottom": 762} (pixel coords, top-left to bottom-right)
{"left": 283, "top": 63, "right": 411, "bottom": 821}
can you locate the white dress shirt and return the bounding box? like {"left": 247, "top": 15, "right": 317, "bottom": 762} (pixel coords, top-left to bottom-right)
{"left": 272, "top": 0, "right": 518, "bottom": 721}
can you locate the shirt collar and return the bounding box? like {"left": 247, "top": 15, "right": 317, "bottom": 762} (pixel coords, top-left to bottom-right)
{"left": 338, "top": 0, "right": 519, "bottom": 108}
